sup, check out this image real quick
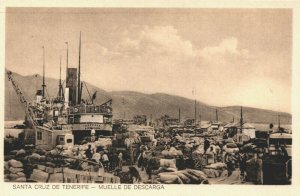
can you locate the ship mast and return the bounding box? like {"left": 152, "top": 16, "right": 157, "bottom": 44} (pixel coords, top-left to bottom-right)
{"left": 178, "top": 107, "right": 181, "bottom": 124}
{"left": 278, "top": 114, "right": 281, "bottom": 130}
{"left": 42, "top": 46, "right": 46, "bottom": 98}
{"left": 58, "top": 55, "right": 64, "bottom": 99}
{"left": 65, "top": 42, "right": 69, "bottom": 79}
{"left": 194, "top": 100, "right": 197, "bottom": 127}
{"left": 77, "top": 31, "right": 82, "bottom": 104}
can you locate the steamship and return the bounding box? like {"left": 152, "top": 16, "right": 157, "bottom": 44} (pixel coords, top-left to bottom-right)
{"left": 13, "top": 32, "right": 113, "bottom": 146}
{"left": 62, "top": 33, "right": 113, "bottom": 143}
{"left": 64, "top": 67, "right": 113, "bottom": 143}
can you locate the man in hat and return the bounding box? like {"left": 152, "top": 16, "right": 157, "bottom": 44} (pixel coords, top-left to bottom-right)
{"left": 225, "top": 151, "right": 236, "bottom": 176}
{"left": 85, "top": 144, "right": 93, "bottom": 160}
{"left": 204, "top": 138, "right": 210, "bottom": 154}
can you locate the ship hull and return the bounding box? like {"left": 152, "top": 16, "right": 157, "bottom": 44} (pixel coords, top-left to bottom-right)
{"left": 70, "top": 123, "right": 113, "bottom": 143}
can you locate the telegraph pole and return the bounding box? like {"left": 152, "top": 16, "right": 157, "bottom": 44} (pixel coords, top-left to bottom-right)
{"left": 178, "top": 107, "right": 181, "bottom": 124}
{"left": 42, "top": 46, "right": 46, "bottom": 98}
{"left": 77, "top": 32, "right": 82, "bottom": 104}
{"left": 240, "top": 106, "right": 243, "bottom": 134}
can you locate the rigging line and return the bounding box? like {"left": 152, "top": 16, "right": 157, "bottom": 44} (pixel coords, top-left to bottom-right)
{"left": 83, "top": 81, "right": 92, "bottom": 102}
{"left": 98, "top": 92, "right": 112, "bottom": 101}
{"left": 8, "top": 84, "right": 12, "bottom": 117}
{"left": 45, "top": 88, "right": 51, "bottom": 101}
{"left": 83, "top": 81, "right": 112, "bottom": 102}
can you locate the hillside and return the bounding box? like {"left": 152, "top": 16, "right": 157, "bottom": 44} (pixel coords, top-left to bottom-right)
{"left": 5, "top": 70, "right": 292, "bottom": 124}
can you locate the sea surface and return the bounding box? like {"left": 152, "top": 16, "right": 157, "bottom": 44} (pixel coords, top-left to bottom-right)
{"left": 4, "top": 120, "right": 25, "bottom": 138}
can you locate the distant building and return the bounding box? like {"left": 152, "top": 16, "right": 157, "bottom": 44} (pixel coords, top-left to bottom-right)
{"left": 200, "top": 122, "right": 212, "bottom": 133}
{"left": 224, "top": 122, "right": 255, "bottom": 138}
{"left": 155, "top": 115, "right": 179, "bottom": 127}
{"left": 211, "top": 121, "right": 221, "bottom": 131}
{"left": 133, "top": 115, "right": 147, "bottom": 126}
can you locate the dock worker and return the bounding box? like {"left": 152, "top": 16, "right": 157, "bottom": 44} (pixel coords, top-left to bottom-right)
{"left": 118, "top": 151, "right": 123, "bottom": 170}
{"left": 92, "top": 149, "right": 101, "bottom": 163}
{"left": 101, "top": 151, "right": 110, "bottom": 171}
{"left": 146, "top": 152, "right": 158, "bottom": 180}
{"left": 225, "top": 151, "right": 236, "bottom": 176}
{"left": 239, "top": 151, "right": 247, "bottom": 181}
{"left": 152, "top": 137, "right": 158, "bottom": 148}
{"left": 91, "top": 129, "right": 96, "bottom": 142}
{"left": 85, "top": 144, "right": 93, "bottom": 160}
{"left": 204, "top": 138, "right": 210, "bottom": 154}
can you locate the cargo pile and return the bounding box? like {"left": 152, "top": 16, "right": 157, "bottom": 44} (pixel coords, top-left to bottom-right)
{"left": 202, "top": 162, "right": 227, "bottom": 178}
{"left": 3, "top": 142, "right": 119, "bottom": 183}
{"left": 157, "top": 169, "right": 208, "bottom": 184}
{"left": 161, "top": 148, "right": 183, "bottom": 157}
{"left": 4, "top": 159, "right": 26, "bottom": 182}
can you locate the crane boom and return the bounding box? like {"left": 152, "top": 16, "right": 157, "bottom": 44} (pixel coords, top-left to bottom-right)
{"left": 6, "top": 71, "right": 38, "bottom": 128}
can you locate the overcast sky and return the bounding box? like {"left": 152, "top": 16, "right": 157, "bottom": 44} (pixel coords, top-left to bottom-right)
{"left": 5, "top": 8, "right": 292, "bottom": 113}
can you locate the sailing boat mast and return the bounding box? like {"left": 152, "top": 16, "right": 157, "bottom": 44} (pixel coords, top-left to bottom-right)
{"left": 42, "top": 46, "right": 46, "bottom": 98}
{"left": 77, "top": 32, "right": 82, "bottom": 104}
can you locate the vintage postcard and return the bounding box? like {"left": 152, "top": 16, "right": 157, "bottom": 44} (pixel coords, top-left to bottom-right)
{"left": 1, "top": 1, "right": 300, "bottom": 196}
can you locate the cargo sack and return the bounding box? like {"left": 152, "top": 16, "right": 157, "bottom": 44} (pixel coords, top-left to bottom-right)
{"left": 48, "top": 173, "right": 64, "bottom": 183}
{"left": 227, "top": 143, "right": 237, "bottom": 148}
{"left": 8, "top": 159, "right": 23, "bottom": 168}
{"left": 158, "top": 173, "right": 183, "bottom": 184}
{"left": 30, "top": 169, "right": 49, "bottom": 182}
{"left": 160, "top": 159, "right": 176, "bottom": 169}
{"left": 205, "top": 162, "right": 227, "bottom": 170}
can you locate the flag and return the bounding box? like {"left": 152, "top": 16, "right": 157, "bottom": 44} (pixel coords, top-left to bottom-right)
{"left": 92, "top": 91, "right": 97, "bottom": 100}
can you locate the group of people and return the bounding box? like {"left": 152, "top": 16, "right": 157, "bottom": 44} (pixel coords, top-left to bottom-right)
{"left": 203, "top": 137, "right": 253, "bottom": 181}
{"left": 154, "top": 130, "right": 262, "bottom": 183}
{"left": 84, "top": 144, "right": 124, "bottom": 172}
{"left": 79, "top": 127, "right": 265, "bottom": 184}
{"left": 136, "top": 145, "right": 159, "bottom": 180}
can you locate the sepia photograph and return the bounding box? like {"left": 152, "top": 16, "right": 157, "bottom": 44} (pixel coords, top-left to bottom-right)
{"left": 3, "top": 7, "right": 293, "bottom": 187}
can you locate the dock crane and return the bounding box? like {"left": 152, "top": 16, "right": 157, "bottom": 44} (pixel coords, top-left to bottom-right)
{"left": 6, "top": 71, "right": 39, "bottom": 129}
{"left": 7, "top": 71, "right": 74, "bottom": 150}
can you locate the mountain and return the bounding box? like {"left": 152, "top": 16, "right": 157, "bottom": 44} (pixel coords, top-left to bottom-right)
{"left": 5, "top": 70, "right": 292, "bottom": 124}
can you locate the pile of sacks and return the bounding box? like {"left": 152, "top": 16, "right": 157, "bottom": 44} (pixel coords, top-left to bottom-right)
{"left": 4, "top": 159, "right": 26, "bottom": 182}
{"left": 54, "top": 138, "right": 112, "bottom": 157}
{"left": 157, "top": 159, "right": 177, "bottom": 172}
{"left": 223, "top": 142, "right": 239, "bottom": 154}
{"left": 193, "top": 145, "right": 205, "bottom": 155}
{"left": 154, "top": 158, "right": 208, "bottom": 184}
{"left": 47, "top": 145, "right": 93, "bottom": 170}
{"left": 29, "top": 164, "right": 113, "bottom": 183}
{"left": 95, "top": 138, "right": 112, "bottom": 148}
{"left": 202, "top": 162, "right": 227, "bottom": 178}
{"left": 157, "top": 169, "right": 208, "bottom": 184}
{"left": 161, "top": 147, "right": 183, "bottom": 157}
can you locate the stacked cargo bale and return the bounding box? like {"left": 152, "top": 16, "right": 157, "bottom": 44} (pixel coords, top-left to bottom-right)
{"left": 157, "top": 169, "right": 208, "bottom": 184}
{"left": 202, "top": 162, "right": 227, "bottom": 178}
{"left": 5, "top": 159, "right": 26, "bottom": 182}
